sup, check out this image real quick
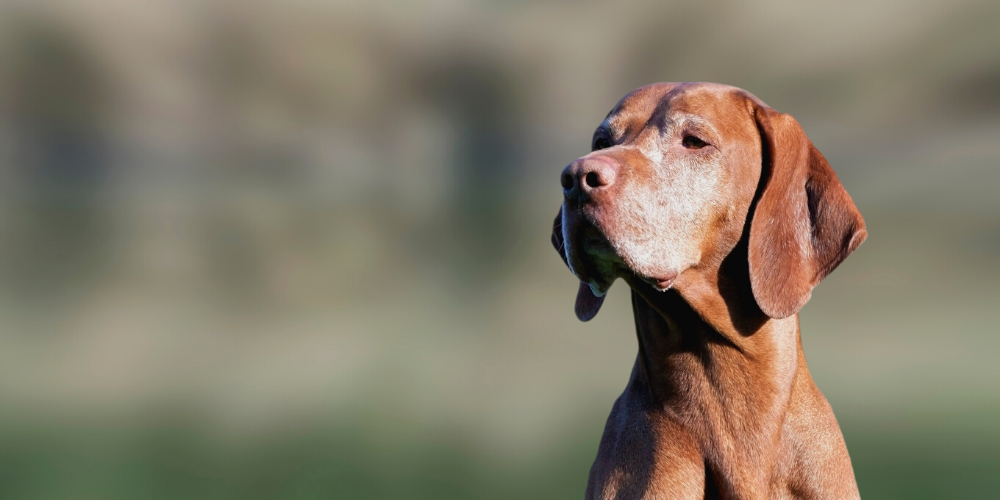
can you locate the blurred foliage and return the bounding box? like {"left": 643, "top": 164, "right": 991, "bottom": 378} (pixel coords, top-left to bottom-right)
{"left": 0, "top": 0, "right": 997, "bottom": 498}
{"left": 0, "top": 418, "right": 998, "bottom": 499}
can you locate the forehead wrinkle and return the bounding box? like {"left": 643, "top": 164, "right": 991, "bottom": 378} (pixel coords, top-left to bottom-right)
{"left": 671, "top": 113, "right": 720, "bottom": 138}
{"left": 604, "top": 83, "right": 679, "bottom": 138}
{"left": 647, "top": 84, "right": 698, "bottom": 135}
{"left": 604, "top": 83, "right": 747, "bottom": 145}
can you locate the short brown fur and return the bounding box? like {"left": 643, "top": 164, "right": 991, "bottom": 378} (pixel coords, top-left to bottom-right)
{"left": 552, "top": 83, "right": 864, "bottom": 499}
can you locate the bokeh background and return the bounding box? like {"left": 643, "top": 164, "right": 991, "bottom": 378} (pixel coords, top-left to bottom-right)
{"left": 0, "top": 0, "right": 998, "bottom": 498}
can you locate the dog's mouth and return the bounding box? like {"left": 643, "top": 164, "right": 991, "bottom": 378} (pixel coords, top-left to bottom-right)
{"left": 561, "top": 208, "right": 627, "bottom": 294}
{"left": 561, "top": 206, "right": 681, "bottom": 295}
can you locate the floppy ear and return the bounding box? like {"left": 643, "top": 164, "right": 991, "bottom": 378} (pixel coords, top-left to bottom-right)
{"left": 748, "top": 106, "right": 867, "bottom": 319}
{"left": 551, "top": 208, "right": 605, "bottom": 321}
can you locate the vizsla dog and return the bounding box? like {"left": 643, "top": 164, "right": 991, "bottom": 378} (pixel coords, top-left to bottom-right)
{"left": 551, "top": 83, "right": 865, "bottom": 499}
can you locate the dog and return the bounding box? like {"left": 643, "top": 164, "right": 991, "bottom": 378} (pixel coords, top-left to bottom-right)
{"left": 551, "top": 82, "right": 865, "bottom": 499}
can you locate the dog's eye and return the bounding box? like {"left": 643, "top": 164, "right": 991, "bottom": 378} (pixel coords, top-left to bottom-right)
{"left": 682, "top": 135, "right": 708, "bottom": 149}
{"left": 593, "top": 137, "right": 612, "bottom": 151}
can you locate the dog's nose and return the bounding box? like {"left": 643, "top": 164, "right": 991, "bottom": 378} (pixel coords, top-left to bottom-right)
{"left": 561, "top": 156, "right": 616, "bottom": 201}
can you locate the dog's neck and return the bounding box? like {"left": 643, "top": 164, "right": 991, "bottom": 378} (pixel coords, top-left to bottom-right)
{"left": 622, "top": 250, "right": 803, "bottom": 407}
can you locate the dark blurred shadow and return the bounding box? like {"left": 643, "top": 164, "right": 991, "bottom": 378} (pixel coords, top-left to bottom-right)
{"left": 414, "top": 49, "right": 525, "bottom": 288}
{"left": 0, "top": 16, "right": 112, "bottom": 306}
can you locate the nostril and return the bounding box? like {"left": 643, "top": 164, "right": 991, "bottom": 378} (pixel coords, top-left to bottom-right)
{"left": 585, "top": 171, "right": 601, "bottom": 188}
{"left": 561, "top": 172, "right": 574, "bottom": 190}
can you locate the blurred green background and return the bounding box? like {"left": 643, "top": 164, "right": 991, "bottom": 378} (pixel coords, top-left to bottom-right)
{"left": 0, "top": 0, "right": 997, "bottom": 498}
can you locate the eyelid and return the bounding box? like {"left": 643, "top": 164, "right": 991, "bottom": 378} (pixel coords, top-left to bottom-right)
{"left": 675, "top": 115, "right": 717, "bottom": 141}
{"left": 593, "top": 129, "right": 613, "bottom": 146}
{"left": 681, "top": 133, "right": 711, "bottom": 150}
{"left": 682, "top": 130, "right": 712, "bottom": 145}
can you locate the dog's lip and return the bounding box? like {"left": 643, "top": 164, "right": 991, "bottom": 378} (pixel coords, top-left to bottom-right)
{"left": 563, "top": 209, "right": 614, "bottom": 276}
{"left": 642, "top": 271, "right": 678, "bottom": 291}
{"left": 653, "top": 278, "right": 675, "bottom": 291}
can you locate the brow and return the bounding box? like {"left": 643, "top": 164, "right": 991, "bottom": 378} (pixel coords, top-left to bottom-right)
{"left": 671, "top": 114, "right": 718, "bottom": 135}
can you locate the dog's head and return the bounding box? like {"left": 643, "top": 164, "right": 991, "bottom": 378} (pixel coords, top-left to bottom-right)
{"left": 552, "top": 82, "right": 865, "bottom": 321}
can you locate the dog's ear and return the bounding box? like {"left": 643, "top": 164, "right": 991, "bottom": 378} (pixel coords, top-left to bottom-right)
{"left": 748, "top": 106, "right": 867, "bottom": 319}
{"left": 552, "top": 208, "right": 605, "bottom": 321}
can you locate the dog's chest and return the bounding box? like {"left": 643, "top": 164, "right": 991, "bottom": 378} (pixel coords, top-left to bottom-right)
{"left": 587, "top": 385, "right": 706, "bottom": 499}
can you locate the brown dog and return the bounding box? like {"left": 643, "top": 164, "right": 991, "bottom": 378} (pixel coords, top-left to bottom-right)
{"left": 551, "top": 83, "right": 865, "bottom": 499}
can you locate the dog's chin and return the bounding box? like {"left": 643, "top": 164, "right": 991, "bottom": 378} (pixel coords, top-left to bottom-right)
{"left": 572, "top": 240, "right": 685, "bottom": 296}
{"left": 613, "top": 249, "right": 684, "bottom": 293}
